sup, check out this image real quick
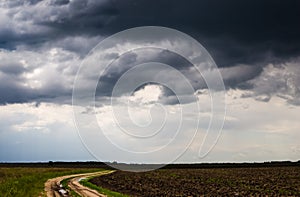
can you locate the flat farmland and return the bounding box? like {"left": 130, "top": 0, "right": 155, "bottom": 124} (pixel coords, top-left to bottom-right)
{"left": 90, "top": 167, "right": 300, "bottom": 196}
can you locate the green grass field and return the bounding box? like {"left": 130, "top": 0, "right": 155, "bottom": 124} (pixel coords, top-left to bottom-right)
{"left": 0, "top": 167, "right": 102, "bottom": 197}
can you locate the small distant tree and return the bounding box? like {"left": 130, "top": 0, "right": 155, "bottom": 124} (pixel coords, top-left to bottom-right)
{"left": 48, "top": 161, "right": 54, "bottom": 166}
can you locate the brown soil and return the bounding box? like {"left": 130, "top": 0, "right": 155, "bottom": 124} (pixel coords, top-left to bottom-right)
{"left": 90, "top": 167, "right": 300, "bottom": 196}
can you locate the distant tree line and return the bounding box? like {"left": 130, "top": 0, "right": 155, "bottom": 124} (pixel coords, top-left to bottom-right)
{"left": 0, "top": 160, "right": 299, "bottom": 169}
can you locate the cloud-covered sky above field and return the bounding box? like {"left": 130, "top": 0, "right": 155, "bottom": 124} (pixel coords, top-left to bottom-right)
{"left": 0, "top": 0, "right": 299, "bottom": 163}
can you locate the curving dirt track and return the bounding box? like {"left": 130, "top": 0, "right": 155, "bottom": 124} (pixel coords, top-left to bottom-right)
{"left": 45, "top": 170, "right": 114, "bottom": 197}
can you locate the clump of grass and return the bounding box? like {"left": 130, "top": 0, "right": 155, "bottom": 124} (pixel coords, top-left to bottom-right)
{"left": 169, "top": 173, "right": 179, "bottom": 178}
{"left": 60, "top": 177, "right": 81, "bottom": 197}
{"left": 0, "top": 167, "right": 102, "bottom": 197}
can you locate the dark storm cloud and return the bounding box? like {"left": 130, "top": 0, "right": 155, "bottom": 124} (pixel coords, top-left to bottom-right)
{"left": 2, "top": 0, "right": 299, "bottom": 67}
{"left": 96, "top": 48, "right": 196, "bottom": 97}
{"left": 103, "top": 0, "right": 300, "bottom": 103}
{"left": 96, "top": 49, "right": 265, "bottom": 99}
{"left": 0, "top": 48, "right": 75, "bottom": 105}
{"left": 0, "top": 76, "right": 71, "bottom": 105}
{"left": 0, "top": 62, "right": 28, "bottom": 76}
{"left": 220, "top": 65, "right": 263, "bottom": 89}
{"left": 51, "top": 0, "right": 69, "bottom": 6}
{"left": 39, "top": 0, "right": 118, "bottom": 32}
{"left": 0, "top": 72, "right": 43, "bottom": 104}
{"left": 46, "top": 0, "right": 300, "bottom": 92}
{"left": 107, "top": 0, "right": 300, "bottom": 68}
{"left": 0, "top": 0, "right": 118, "bottom": 50}
{"left": 0, "top": 0, "right": 299, "bottom": 105}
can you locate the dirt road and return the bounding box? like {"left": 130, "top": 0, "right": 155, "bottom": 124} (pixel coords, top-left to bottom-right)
{"left": 44, "top": 170, "right": 114, "bottom": 197}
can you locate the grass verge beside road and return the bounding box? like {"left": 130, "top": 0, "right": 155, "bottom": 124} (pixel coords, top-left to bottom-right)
{"left": 80, "top": 176, "right": 128, "bottom": 197}
{"left": 0, "top": 167, "right": 102, "bottom": 197}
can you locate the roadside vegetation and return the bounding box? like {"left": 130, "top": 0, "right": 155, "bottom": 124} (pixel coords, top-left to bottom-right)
{"left": 80, "top": 176, "right": 128, "bottom": 197}
{"left": 0, "top": 167, "right": 102, "bottom": 197}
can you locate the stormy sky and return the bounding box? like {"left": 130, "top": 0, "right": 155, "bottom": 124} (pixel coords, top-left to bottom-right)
{"left": 0, "top": 0, "right": 299, "bottom": 163}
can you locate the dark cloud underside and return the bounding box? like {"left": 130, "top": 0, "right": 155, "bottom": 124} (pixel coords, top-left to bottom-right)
{"left": 1, "top": 0, "right": 300, "bottom": 67}
{"left": 109, "top": 0, "right": 300, "bottom": 67}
